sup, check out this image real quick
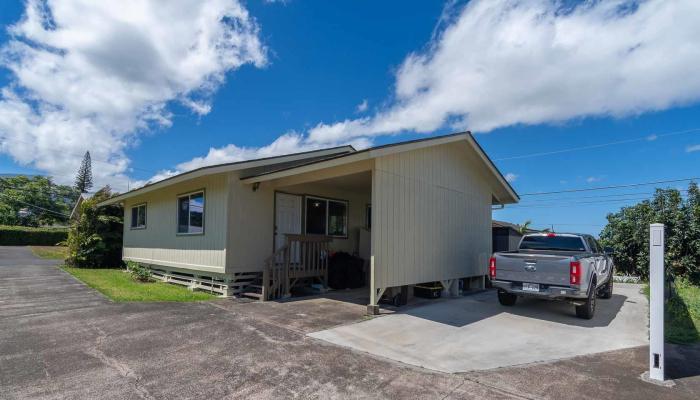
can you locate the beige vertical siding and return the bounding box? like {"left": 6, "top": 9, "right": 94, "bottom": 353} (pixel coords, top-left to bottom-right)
{"left": 122, "top": 173, "right": 228, "bottom": 273}
{"left": 226, "top": 173, "right": 275, "bottom": 274}
{"left": 226, "top": 174, "right": 371, "bottom": 273}
{"left": 372, "top": 142, "right": 492, "bottom": 288}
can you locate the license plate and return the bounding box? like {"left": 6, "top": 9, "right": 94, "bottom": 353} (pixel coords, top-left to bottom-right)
{"left": 522, "top": 283, "right": 540, "bottom": 292}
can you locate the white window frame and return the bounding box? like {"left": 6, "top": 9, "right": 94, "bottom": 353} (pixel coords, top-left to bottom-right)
{"left": 130, "top": 203, "right": 147, "bottom": 230}
{"left": 176, "top": 190, "right": 205, "bottom": 235}
{"left": 304, "top": 195, "right": 348, "bottom": 238}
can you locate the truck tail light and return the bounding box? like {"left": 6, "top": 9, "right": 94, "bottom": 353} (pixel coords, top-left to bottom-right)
{"left": 570, "top": 261, "right": 581, "bottom": 285}
{"left": 489, "top": 257, "right": 496, "bottom": 279}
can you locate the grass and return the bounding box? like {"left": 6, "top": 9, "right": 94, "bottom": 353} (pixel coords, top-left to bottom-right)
{"left": 62, "top": 267, "right": 217, "bottom": 302}
{"left": 644, "top": 280, "right": 700, "bottom": 344}
{"left": 30, "top": 246, "right": 68, "bottom": 260}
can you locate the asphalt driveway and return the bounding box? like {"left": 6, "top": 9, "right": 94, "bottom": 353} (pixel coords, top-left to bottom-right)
{"left": 310, "top": 283, "right": 648, "bottom": 372}
{"left": 1, "top": 246, "right": 699, "bottom": 400}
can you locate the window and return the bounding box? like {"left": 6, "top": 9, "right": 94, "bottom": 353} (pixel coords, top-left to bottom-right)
{"left": 519, "top": 235, "right": 586, "bottom": 251}
{"left": 304, "top": 196, "right": 348, "bottom": 237}
{"left": 586, "top": 236, "right": 601, "bottom": 253}
{"left": 177, "top": 191, "right": 204, "bottom": 234}
{"left": 130, "top": 204, "right": 146, "bottom": 229}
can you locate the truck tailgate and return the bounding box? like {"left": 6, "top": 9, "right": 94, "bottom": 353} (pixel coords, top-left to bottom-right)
{"left": 496, "top": 253, "right": 571, "bottom": 286}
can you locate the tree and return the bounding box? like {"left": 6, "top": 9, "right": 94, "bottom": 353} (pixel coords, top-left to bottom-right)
{"left": 517, "top": 220, "right": 532, "bottom": 235}
{"left": 74, "top": 151, "right": 93, "bottom": 194}
{"left": 0, "top": 176, "right": 78, "bottom": 226}
{"left": 65, "top": 186, "right": 123, "bottom": 268}
{"left": 599, "top": 183, "right": 700, "bottom": 284}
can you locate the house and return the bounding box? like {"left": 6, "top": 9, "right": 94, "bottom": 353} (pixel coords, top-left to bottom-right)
{"left": 98, "top": 132, "right": 519, "bottom": 313}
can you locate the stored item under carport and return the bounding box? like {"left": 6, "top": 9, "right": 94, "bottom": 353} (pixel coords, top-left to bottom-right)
{"left": 413, "top": 282, "right": 442, "bottom": 299}
{"left": 379, "top": 286, "right": 408, "bottom": 306}
{"left": 328, "top": 252, "right": 365, "bottom": 289}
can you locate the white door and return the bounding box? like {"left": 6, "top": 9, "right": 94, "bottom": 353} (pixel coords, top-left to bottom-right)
{"left": 275, "top": 193, "right": 302, "bottom": 252}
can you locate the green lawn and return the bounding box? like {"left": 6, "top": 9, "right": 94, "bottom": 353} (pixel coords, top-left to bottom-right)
{"left": 62, "top": 267, "right": 217, "bottom": 302}
{"left": 30, "top": 246, "right": 68, "bottom": 260}
{"left": 644, "top": 280, "right": 700, "bottom": 344}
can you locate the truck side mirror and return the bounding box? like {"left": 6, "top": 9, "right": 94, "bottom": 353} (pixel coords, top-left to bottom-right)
{"left": 604, "top": 246, "right": 614, "bottom": 255}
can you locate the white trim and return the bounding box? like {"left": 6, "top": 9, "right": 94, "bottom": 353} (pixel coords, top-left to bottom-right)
{"left": 123, "top": 256, "right": 225, "bottom": 274}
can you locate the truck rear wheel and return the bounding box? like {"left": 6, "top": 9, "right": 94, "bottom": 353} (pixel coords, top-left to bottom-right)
{"left": 575, "top": 285, "right": 596, "bottom": 319}
{"left": 598, "top": 277, "right": 613, "bottom": 299}
{"left": 497, "top": 290, "right": 517, "bottom": 306}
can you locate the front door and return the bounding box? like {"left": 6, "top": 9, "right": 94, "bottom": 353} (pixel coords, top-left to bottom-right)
{"left": 275, "top": 192, "right": 302, "bottom": 252}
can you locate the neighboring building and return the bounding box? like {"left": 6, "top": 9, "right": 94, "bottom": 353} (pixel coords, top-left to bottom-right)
{"left": 98, "top": 132, "right": 519, "bottom": 312}
{"left": 491, "top": 220, "right": 540, "bottom": 252}
{"left": 492, "top": 220, "right": 524, "bottom": 252}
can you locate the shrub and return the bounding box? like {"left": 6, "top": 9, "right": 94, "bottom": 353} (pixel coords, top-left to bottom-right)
{"left": 65, "top": 186, "right": 123, "bottom": 268}
{"left": 0, "top": 225, "right": 68, "bottom": 246}
{"left": 126, "top": 261, "right": 152, "bottom": 282}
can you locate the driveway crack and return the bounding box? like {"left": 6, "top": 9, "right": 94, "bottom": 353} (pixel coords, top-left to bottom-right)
{"left": 458, "top": 375, "right": 542, "bottom": 400}
{"left": 85, "top": 323, "right": 155, "bottom": 400}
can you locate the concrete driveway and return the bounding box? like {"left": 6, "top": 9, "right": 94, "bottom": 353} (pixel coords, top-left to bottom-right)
{"left": 310, "top": 284, "right": 648, "bottom": 372}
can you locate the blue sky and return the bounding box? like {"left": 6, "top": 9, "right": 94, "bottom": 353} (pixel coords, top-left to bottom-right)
{"left": 1, "top": 0, "right": 699, "bottom": 235}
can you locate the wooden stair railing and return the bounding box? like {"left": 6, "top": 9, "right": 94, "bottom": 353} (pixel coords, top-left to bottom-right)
{"left": 262, "top": 245, "right": 288, "bottom": 301}
{"left": 260, "top": 234, "right": 332, "bottom": 301}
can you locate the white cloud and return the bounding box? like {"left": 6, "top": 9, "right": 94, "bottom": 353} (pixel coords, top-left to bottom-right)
{"left": 586, "top": 176, "right": 603, "bottom": 183}
{"left": 504, "top": 172, "right": 518, "bottom": 183}
{"left": 161, "top": 0, "right": 700, "bottom": 184}
{"left": 686, "top": 144, "right": 700, "bottom": 153}
{"left": 304, "top": 0, "right": 700, "bottom": 145}
{"left": 0, "top": 0, "right": 266, "bottom": 190}
{"left": 355, "top": 99, "right": 369, "bottom": 113}
{"left": 141, "top": 132, "right": 373, "bottom": 185}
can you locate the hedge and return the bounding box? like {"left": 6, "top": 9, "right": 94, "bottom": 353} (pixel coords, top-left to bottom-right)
{"left": 0, "top": 225, "right": 68, "bottom": 246}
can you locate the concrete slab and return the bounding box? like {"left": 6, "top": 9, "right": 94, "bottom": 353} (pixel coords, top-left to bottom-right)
{"left": 309, "top": 283, "right": 649, "bottom": 373}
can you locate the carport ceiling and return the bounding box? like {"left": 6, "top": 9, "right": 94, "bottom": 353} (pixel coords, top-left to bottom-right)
{"left": 310, "top": 171, "right": 372, "bottom": 192}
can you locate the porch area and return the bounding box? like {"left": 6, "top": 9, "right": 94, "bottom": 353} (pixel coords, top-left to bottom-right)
{"left": 244, "top": 169, "right": 374, "bottom": 303}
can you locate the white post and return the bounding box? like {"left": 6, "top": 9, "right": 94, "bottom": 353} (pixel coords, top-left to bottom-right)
{"left": 649, "top": 223, "right": 665, "bottom": 382}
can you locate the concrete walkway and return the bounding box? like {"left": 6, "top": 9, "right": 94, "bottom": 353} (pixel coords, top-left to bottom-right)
{"left": 310, "top": 283, "right": 648, "bottom": 372}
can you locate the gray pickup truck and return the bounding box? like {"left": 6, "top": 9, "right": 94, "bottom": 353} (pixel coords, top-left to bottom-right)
{"left": 489, "top": 233, "right": 614, "bottom": 319}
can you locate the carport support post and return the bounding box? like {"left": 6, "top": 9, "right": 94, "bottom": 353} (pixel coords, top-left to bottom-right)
{"left": 649, "top": 223, "right": 665, "bottom": 382}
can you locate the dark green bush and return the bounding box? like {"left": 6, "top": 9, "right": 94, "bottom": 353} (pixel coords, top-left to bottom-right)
{"left": 0, "top": 225, "right": 68, "bottom": 246}
{"left": 65, "top": 186, "right": 123, "bottom": 268}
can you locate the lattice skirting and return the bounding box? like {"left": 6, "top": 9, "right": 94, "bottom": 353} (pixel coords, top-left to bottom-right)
{"left": 148, "top": 267, "right": 261, "bottom": 297}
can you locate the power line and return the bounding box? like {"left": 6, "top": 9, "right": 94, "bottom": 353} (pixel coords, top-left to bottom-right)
{"left": 507, "top": 197, "right": 652, "bottom": 209}
{"left": 494, "top": 127, "right": 700, "bottom": 161}
{"left": 514, "top": 190, "right": 687, "bottom": 203}
{"left": 519, "top": 177, "right": 699, "bottom": 196}
{"left": 514, "top": 189, "right": 690, "bottom": 206}
{"left": 0, "top": 192, "right": 71, "bottom": 218}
